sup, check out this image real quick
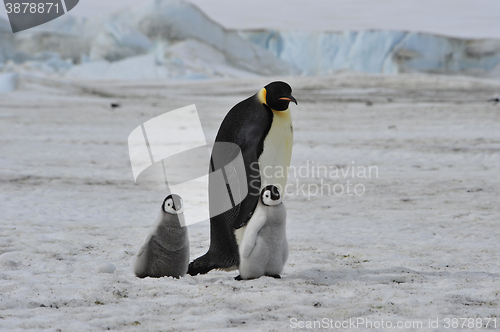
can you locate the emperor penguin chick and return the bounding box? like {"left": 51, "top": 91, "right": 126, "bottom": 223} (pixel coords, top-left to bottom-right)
{"left": 134, "top": 194, "right": 190, "bottom": 278}
{"left": 237, "top": 185, "right": 288, "bottom": 280}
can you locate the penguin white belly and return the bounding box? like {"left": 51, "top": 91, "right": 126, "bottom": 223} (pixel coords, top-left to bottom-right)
{"left": 258, "top": 108, "right": 293, "bottom": 193}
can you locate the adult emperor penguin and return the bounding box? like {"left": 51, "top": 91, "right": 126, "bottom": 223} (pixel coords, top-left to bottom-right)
{"left": 188, "top": 81, "right": 296, "bottom": 275}
{"left": 237, "top": 185, "right": 288, "bottom": 280}
{"left": 134, "top": 194, "right": 190, "bottom": 278}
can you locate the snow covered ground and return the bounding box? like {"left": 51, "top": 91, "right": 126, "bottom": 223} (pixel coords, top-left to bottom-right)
{"left": 1, "top": 74, "right": 500, "bottom": 331}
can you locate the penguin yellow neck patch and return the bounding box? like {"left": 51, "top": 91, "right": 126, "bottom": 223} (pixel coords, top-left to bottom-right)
{"left": 257, "top": 88, "right": 267, "bottom": 105}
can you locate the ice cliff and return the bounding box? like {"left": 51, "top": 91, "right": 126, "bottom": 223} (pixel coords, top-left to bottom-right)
{"left": 0, "top": 0, "right": 294, "bottom": 81}
{"left": 0, "top": 0, "right": 499, "bottom": 85}
{"left": 240, "top": 29, "right": 500, "bottom": 77}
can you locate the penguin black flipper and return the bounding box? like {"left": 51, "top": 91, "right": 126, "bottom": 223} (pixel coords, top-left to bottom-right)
{"left": 232, "top": 127, "right": 265, "bottom": 229}
{"left": 210, "top": 97, "right": 273, "bottom": 230}
{"left": 187, "top": 94, "right": 273, "bottom": 275}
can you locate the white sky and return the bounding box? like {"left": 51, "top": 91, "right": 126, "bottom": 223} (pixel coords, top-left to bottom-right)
{"left": 1, "top": 0, "right": 500, "bottom": 39}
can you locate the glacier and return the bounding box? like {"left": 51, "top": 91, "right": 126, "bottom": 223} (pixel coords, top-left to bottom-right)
{"left": 0, "top": 0, "right": 499, "bottom": 85}
{"left": 240, "top": 29, "right": 500, "bottom": 77}
{"left": 0, "top": 0, "right": 294, "bottom": 83}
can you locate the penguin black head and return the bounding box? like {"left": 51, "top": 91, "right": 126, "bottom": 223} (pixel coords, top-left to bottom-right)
{"left": 261, "top": 185, "right": 282, "bottom": 206}
{"left": 264, "top": 81, "right": 297, "bottom": 111}
{"left": 162, "top": 194, "right": 183, "bottom": 214}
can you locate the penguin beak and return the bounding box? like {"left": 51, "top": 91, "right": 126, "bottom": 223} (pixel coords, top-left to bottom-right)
{"left": 279, "top": 95, "right": 298, "bottom": 105}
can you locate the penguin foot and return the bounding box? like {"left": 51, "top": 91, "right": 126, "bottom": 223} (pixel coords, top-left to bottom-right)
{"left": 235, "top": 275, "right": 258, "bottom": 280}
{"left": 187, "top": 255, "right": 215, "bottom": 276}
{"left": 267, "top": 274, "right": 281, "bottom": 279}
{"left": 188, "top": 251, "right": 239, "bottom": 275}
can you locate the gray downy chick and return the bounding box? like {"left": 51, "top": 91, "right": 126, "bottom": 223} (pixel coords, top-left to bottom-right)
{"left": 134, "top": 194, "right": 190, "bottom": 278}
{"left": 237, "top": 185, "right": 288, "bottom": 280}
